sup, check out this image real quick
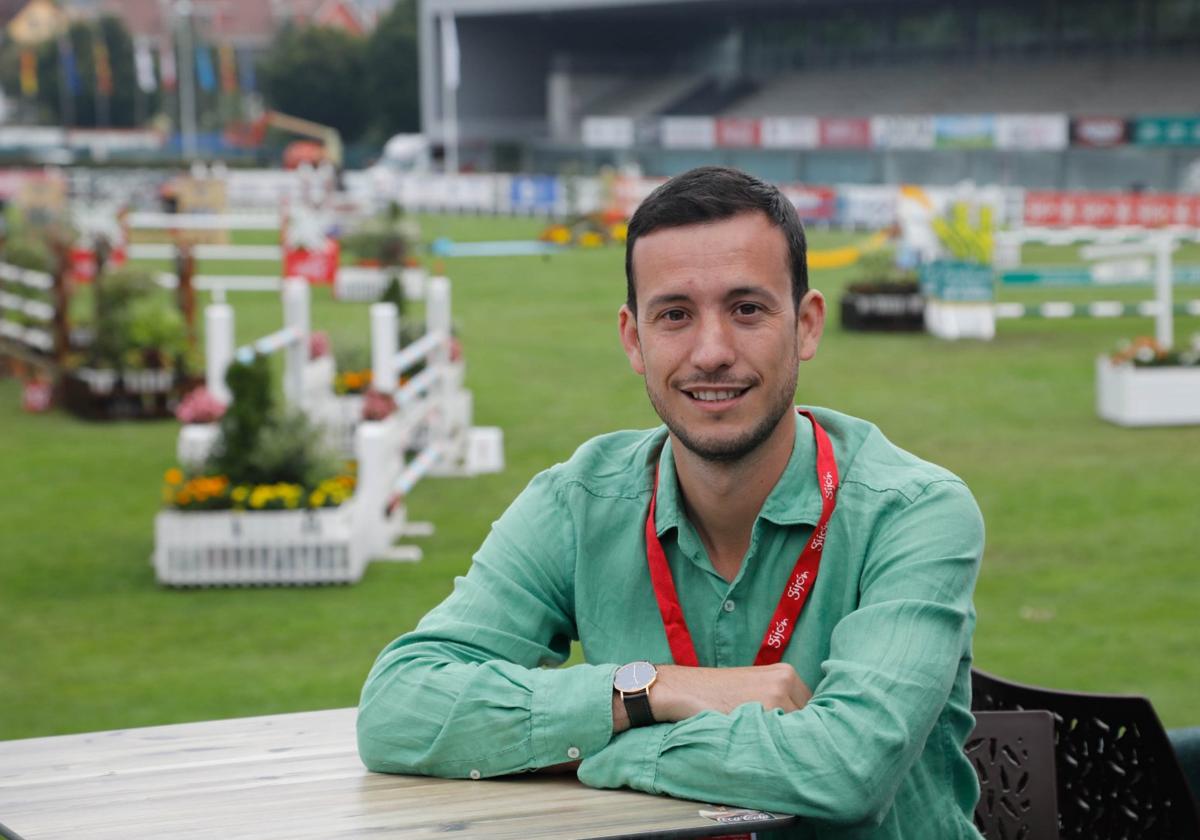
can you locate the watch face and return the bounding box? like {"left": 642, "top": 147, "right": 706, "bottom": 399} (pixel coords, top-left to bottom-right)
{"left": 614, "top": 660, "right": 656, "bottom": 692}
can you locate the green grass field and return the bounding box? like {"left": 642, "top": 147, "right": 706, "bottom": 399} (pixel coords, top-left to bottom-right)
{"left": 2, "top": 215, "right": 1197, "bottom": 741}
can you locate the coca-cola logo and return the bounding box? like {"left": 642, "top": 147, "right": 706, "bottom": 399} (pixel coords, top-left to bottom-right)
{"left": 1073, "top": 118, "right": 1126, "bottom": 147}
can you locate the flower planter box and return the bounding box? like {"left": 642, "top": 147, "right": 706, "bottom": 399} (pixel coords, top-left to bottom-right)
{"left": 840, "top": 282, "right": 925, "bottom": 332}
{"left": 1095, "top": 356, "right": 1200, "bottom": 427}
{"left": 153, "top": 505, "right": 365, "bottom": 587}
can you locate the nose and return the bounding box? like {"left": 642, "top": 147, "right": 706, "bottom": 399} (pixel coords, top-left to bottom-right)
{"left": 689, "top": 313, "right": 736, "bottom": 372}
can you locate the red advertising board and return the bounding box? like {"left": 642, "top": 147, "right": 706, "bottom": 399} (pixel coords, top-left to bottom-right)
{"left": 715, "top": 118, "right": 761, "bottom": 148}
{"left": 817, "top": 118, "right": 871, "bottom": 148}
{"left": 283, "top": 239, "right": 340, "bottom": 285}
{"left": 1024, "top": 191, "right": 1200, "bottom": 228}
{"left": 781, "top": 185, "right": 837, "bottom": 222}
{"left": 1071, "top": 117, "right": 1128, "bottom": 148}
{"left": 68, "top": 246, "right": 127, "bottom": 283}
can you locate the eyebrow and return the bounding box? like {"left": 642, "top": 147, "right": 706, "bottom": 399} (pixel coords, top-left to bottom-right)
{"left": 643, "top": 285, "right": 781, "bottom": 313}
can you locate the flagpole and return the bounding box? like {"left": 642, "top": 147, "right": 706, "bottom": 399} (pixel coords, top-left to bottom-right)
{"left": 440, "top": 13, "right": 459, "bottom": 175}
{"left": 176, "top": 0, "right": 198, "bottom": 159}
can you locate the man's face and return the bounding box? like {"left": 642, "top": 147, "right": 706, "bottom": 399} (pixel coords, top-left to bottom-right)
{"left": 619, "top": 211, "right": 824, "bottom": 464}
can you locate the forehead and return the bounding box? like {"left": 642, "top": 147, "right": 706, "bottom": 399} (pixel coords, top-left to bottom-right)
{"left": 630, "top": 211, "right": 790, "bottom": 299}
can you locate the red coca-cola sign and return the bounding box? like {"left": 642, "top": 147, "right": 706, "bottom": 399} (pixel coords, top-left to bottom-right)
{"left": 715, "top": 118, "right": 761, "bottom": 148}
{"left": 817, "top": 118, "right": 871, "bottom": 148}
{"left": 1025, "top": 191, "right": 1200, "bottom": 227}
{"left": 283, "top": 238, "right": 340, "bottom": 285}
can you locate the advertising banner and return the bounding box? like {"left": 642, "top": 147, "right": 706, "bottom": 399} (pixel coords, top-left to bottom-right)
{"left": 761, "top": 116, "right": 818, "bottom": 149}
{"left": 870, "top": 116, "right": 935, "bottom": 149}
{"left": 933, "top": 115, "right": 995, "bottom": 149}
{"left": 1132, "top": 116, "right": 1200, "bottom": 146}
{"left": 612, "top": 175, "right": 667, "bottom": 217}
{"left": 660, "top": 117, "right": 716, "bottom": 149}
{"left": 509, "top": 175, "right": 560, "bottom": 213}
{"left": 838, "top": 185, "right": 899, "bottom": 229}
{"left": 994, "top": 114, "right": 1069, "bottom": 150}
{"left": 780, "top": 185, "right": 837, "bottom": 221}
{"left": 582, "top": 116, "right": 635, "bottom": 149}
{"left": 283, "top": 239, "right": 339, "bottom": 285}
{"left": 817, "top": 118, "right": 871, "bottom": 148}
{"left": 1023, "top": 191, "right": 1200, "bottom": 228}
{"left": 1071, "top": 116, "right": 1128, "bottom": 148}
{"left": 715, "top": 118, "right": 761, "bottom": 148}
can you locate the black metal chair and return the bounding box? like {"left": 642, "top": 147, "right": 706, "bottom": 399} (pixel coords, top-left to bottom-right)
{"left": 968, "top": 709, "right": 1061, "bottom": 840}
{"left": 972, "top": 668, "right": 1200, "bottom": 840}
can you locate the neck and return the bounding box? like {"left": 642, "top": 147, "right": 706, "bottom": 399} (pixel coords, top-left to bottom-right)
{"left": 672, "top": 412, "right": 796, "bottom": 582}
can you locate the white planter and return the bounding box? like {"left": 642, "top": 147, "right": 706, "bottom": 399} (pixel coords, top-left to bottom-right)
{"left": 153, "top": 505, "right": 365, "bottom": 587}
{"left": 302, "top": 354, "right": 336, "bottom": 401}
{"left": 123, "top": 368, "right": 174, "bottom": 393}
{"left": 924, "top": 301, "right": 996, "bottom": 341}
{"left": 1096, "top": 356, "right": 1200, "bottom": 427}
{"left": 177, "top": 423, "right": 221, "bottom": 470}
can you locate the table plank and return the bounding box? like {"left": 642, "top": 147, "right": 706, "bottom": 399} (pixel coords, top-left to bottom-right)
{"left": 0, "top": 708, "right": 794, "bottom": 839}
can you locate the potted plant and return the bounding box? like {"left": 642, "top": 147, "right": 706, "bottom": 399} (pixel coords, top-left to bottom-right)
{"left": 1096, "top": 334, "right": 1200, "bottom": 427}
{"left": 840, "top": 249, "right": 924, "bottom": 332}
{"left": 155, "top": 354, "right": 360, "bottom": 586}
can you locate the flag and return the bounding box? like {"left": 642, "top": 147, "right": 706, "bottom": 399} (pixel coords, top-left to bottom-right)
{"left": 94, "top": 37, "right": 113, "bottom": 97}
{"left": 19, "top": 49, "right": 37, "bottom": 97}
{"left": 58, "top": 34, "right": 80, "bottom": 96}
{"left": 160, "top": 36, "right": 177, "bottom": 91}
{"left": 135, "top": 39, "right": 157, "bottom": 92}
{"left": 439, "top": 14, "right": 459, "bottom": 90}
{"left": 237, "top": 47, "right": 255, "bottom": 92}
{"left": 218, "top": 43, "right": 236, "bottom": 94}
{"left": 195, "top": 44, "right": 216, "bottom": 92}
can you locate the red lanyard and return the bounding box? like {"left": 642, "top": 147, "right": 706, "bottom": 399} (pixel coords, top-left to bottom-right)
{"left": 645, "top": 409, "right": 838, "bottom": 667}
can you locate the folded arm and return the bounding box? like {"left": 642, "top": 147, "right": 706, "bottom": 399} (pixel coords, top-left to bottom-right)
{"left": 357, "top": 472, "right": 618, "bottom": 777}
{"left": 579, "top": 479, "right": 984, "bottom": 825}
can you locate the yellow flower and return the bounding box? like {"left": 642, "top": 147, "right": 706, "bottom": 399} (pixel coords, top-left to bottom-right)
{"left": 165, "top": 467, "right": 184, "bottom": 485}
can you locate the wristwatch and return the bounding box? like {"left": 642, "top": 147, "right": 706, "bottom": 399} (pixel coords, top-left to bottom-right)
{"left": 613, "top": 660, "right": 658, "bottom": 727}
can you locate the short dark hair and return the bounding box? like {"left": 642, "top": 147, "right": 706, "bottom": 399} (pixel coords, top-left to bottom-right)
{"left": 624, "top": 166, "right": 808, "bottom": 313}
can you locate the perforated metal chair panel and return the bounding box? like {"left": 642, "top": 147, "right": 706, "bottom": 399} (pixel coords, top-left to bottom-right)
{"left": 969, "top": 710, "right": 1060, "bottom": 840}
{"left": 972, "top": 668, "right": 1200, "bottom": 840}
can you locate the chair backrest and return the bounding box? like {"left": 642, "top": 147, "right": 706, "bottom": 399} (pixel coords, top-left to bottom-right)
{"left": 972, "top": 668, "right": 1200, "bottom": 840}
{"left": 968, "top": 710, "right": 1061, "bottom": 840}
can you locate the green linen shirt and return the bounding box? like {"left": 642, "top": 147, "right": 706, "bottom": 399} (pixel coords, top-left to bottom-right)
{"left": 358, "top": 406, "right": 985, "bottom": 839}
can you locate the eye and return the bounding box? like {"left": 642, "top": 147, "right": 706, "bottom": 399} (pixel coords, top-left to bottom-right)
{"left": 734, "top": 302, "right": 763, "bottom": 317}
{"left": 661, "top": 308, "right": 688, "bottom": 322}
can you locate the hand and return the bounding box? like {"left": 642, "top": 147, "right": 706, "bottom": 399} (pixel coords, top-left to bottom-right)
{"left": 613, "top": 663, "right": 811, "bottom": 733}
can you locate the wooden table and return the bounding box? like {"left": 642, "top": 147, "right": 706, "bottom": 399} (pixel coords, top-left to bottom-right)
{"left": 0, "top": 708, "right": 795, "bottom": 839}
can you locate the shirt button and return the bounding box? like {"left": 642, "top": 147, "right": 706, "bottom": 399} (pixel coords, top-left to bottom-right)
{"left": 566, "top": 746, "right": 581, "bottom": 759}
{"left": 469, "top": 769, "right": 481, "bottom": 780}
{"left": 723, "top": 600, "right": 736, "bottom": 612}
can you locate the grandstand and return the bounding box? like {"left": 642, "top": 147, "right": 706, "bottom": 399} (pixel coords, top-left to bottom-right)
{"left": 420, "top": 0, "right": 1200, "bottom": 189}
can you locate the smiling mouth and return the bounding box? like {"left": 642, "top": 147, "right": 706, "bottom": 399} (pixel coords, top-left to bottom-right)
{"left": 683, "top": 387, "right": 750, "bottom": 402}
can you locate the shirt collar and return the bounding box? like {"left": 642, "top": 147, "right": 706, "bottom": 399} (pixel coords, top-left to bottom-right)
{"left": 652, "top": 411, "right": 824, "bottom": 537}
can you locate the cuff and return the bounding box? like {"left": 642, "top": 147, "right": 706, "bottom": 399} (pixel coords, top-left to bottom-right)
{"left": 577, "top": 722, "right": 669, "bottom": 794}
{"left": 528, "top": 663, "right": 619, "bottom": 767}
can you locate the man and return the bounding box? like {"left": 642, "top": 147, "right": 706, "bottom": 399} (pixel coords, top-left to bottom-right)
{"left": 358, "top": 166, "right": 985, "bottom": 838}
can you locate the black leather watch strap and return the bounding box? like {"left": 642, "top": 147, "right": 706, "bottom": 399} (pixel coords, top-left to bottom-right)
{"left": 623, "top": 690, "right": 655, "bottom": 727}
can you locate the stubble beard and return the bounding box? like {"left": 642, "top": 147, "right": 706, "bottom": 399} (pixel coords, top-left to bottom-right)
{"left": 645, "top": 348, "right": 800, "bottom": 465}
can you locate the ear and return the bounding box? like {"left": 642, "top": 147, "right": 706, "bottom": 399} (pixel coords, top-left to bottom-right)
{"left": 796, "top": 289, "right": 826, "bottom": 361}
{"left": 618, "top": 304, "right": 645, "bottom": 375}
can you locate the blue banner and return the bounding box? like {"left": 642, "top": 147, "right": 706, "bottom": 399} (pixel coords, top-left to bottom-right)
{"left": 237, "top": 47, "right": 255, "bottom": 92}
{"left": 509, "top": 175, "right": 559, "bottom": 212}
{"left": 195, "top": 44, "right": 216, "bottom": 92}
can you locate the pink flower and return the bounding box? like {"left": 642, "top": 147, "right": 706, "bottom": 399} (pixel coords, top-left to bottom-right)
{"left": 175, "top": 386, "right": 227, "bottom": 424}
{"left": 309, "top": 330, "right": 331, "bottom": 360}
{"left": 361, "top": 389, "right": 396, "bottom": 421}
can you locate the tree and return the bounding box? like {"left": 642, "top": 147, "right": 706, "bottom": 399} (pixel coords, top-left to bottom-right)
{"left": 258, "top": 25, "right": 370, "bottom": 143}
{"left": 364, "top": 0, "right": 419, "bottom": 140}
{"left": 28, "top": 17, "right": 149, "bottom": 128}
